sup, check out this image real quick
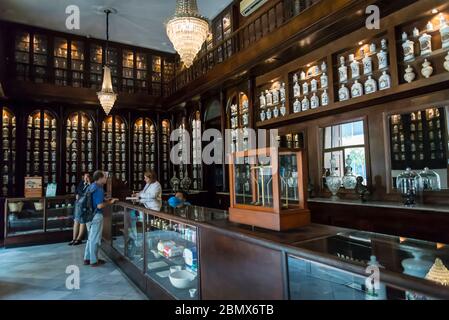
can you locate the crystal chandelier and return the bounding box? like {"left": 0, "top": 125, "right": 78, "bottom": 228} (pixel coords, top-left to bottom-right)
{"left": 166, "top": 0, "right": 209, "bottom": 68}
{"left": 97, "top": 9, "right": 117, "bottom": 115}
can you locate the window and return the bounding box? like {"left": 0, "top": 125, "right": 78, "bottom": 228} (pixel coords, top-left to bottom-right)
{"left": 323, "top": 120, "right": 367, "bottom": 183}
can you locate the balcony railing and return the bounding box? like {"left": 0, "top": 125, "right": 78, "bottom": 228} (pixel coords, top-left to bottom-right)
{"left": 170, "top": 0, "right": 321, "bottom": 93}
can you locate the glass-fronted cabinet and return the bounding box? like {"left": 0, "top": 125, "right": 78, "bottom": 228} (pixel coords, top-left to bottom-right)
{"left": 71, "top": 40, "right": 85, "bottom": 87}
{"left": 152, "top": 56, "right": 162, "bottom": 96}
{"left": 26, "top": 110, "right": 58, "bottom": 191}
{"left": 5, "top": 196, "right": 75, "bottom": 238}
{"left": 191, "top": 111, "right": 202, "bottom": 190}
{"left": 32, "top": 34, "right": 48, "bottom": 83}
{"left": 14, "top": 31, "right": 31, "bottom": 81}
{"left": 1, "top": 108, "right": 16, "bottom": 196}
{"left": 54, "top": 37, "right": 68, "bottom": 86}
{"left": 229, "top": 147, "right": 310, "bottom": 231}
{"left": 65, "top": 112, "right": 95, "bottom": 194}
{"left": 132, "top": 118, "right": 156, "bottom": 191}
{"left": 89, "top": 43, "right": 103, "bottom": 89}
{"left": 289, "top": 231, "right": 449, "bottom": 300}
{"left": 136, "top": 52, "right": 148, "bottom": 93}
{"left": 101, "top": 115, "right": 127, "bottom": 181}
{"left": 122, "top": 50, "right": 134, "bottom": 93}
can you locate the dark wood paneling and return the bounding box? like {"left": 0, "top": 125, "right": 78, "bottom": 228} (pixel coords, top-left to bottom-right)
{"left": 199, "top": 227, "right": 285, "bottom": 300}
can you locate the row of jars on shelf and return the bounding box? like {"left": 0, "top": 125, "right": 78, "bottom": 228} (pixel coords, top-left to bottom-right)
{"left": 3, "top": 150, "right": 15, "bottom": 161}
{"left": 404, "top": 56, "right": 449, "bottom": 83}
{"left": 134, "top": 153, "right": 154, "bottom": 162}
{"left": 3, "top": 116, "right": 16, "bottom": 126}
{"left": 2, "top": 127, "right": 16, "bottom": 137}
{"left": 3, "top": 139, "right": 15, "bottom": 149}
{"left": 28, "top": 117, "right": 56, "bottom": 128}
{"left": 338, "top": 39, "right": 389, "bottom": 84}
{"left": 133, "top": 134, "right": 154, "bottom": 143}
{"left": 102, "top": 143, "right": 126, "bottom": 152}
{"left": 67, "top": 130, "right": 93, "bottom": 139}
{"left": 67, "top": 151, "right": 93, "bottom": 161}
{"left": 259, "top": 83, "right": 287, "bottom": 109}
{"left": 133, "top": 143, "right": 156, "bottom": 152}
{"left": 338, "top": 72, "right": 391, "bottom": 102}
{"left": 292, "top": 67, "right": 328, "bottom": 98}
{"left": 402, "top": 14, "right": 449, "bottom": 63}
{"left": 2, "top": 174, "right": 15, "bottom": 184}
{"left": 66, "top": 162, "right": 94, "bottom": 172}
{"left": 103, "top": 153, "right": 126, "bottom": 162}
{"left": 3, "top": 165, "right": 15, "bottom": 175}
{"left": 102, "top": 132, "right": 126, "bottom": 141}
{"left": 292, "top": 91, "right": 329, "bottom": 114}
{"left": 230, "top": 112, "right": 249, "bottom": 128}
{"left": 27, "top": 151, "right": 56, "bottom": 161}
{"left": 26, "top": 162, "right": 56, "bottom": 173}
{"left": 27, "top": 129, "right": 56, "bottom": 139}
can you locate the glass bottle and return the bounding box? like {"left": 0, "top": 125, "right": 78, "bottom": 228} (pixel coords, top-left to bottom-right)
{"left": 396, "top": 168, "right": 422, "bottom": 206}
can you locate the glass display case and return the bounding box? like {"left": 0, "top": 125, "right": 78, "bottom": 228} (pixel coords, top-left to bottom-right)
{"left": 136, "top": 52, "right": 148, "bottom": 93}
{"left": 14, "top": 31, "right": 31, "bottom": 81}
{"left": 107, "top": 47, "right": 119, "bottom": 89}
{"left": 289, "top": 230, "right": 449, "bottom": 300}
{"left": 89, "top": 43, "right": 103, "bottom": 89}
{"left": 70, "top": 40, "right": 84, "bottom": 87}
{"left": 1, "top": 108, "right": 16, "bottom": 196}
{"left": 101, "top": 115, "right": 127, "bottom": 181}
{"left": 45, "top": 196, "right": 75, "bottom": 232}
{"left": 26, "top": 110, "right": 57, "bottom": 192}
{"left": 122, "top": 50, "right": 135, "bottom": 93}
{"left": 54, "top": 37, "right": 68, "bottom": 86}
{"left": 229, "top": 147, "right": 310, "bottom": 231}
{"left": 163, "top": 59, "right": 175, "bottom": 97}
{"left": 5, "top": 196, "right": 75, "bottom": 238}
{"left": 132, "top": 117, "right": 156, "bottom": 191}
{"left": 161, "top": 119, "right": 172, "bottom": 189}
{"left": 65, "top": 112, "right": 95, "bottom": 194}
{"left": 228, "top": 92, "right": 250, "bottom": 153}
{"left": 152, "top": 56, "right": 162, "bottom": 96}
{"left": 32, "top": 34, "right": 48, "bottom": 83}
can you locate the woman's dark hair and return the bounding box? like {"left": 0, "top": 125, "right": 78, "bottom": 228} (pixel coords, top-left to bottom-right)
{"left": 92, "top": 170, "right": 105, "bottom": 182}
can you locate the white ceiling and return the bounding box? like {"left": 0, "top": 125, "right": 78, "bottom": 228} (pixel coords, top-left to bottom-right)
{"left": 0, "top": 0, "right": 234, "bottom": 53}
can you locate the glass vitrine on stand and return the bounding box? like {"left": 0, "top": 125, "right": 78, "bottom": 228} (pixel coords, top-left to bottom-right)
{"left": 229, "top": 147, "right": 310, "bottom": 231}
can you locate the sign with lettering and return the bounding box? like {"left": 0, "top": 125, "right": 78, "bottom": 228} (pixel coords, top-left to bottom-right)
{"left": 24, "top": 176, "right": 43, "bottom": 198}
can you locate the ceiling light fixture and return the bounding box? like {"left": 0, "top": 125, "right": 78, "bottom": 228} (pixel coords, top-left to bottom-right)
{"left": 97, "top": 9, "right": 117, "bottom": 115}
{"left": 166, "top": 0, "right": 210, "bottom": 68}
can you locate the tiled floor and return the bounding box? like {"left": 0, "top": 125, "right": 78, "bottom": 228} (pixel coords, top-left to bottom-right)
{"left": 0, "top": 242, "right": 148, "bottom": 300}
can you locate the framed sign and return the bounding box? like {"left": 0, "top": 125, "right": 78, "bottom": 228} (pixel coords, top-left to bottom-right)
{"left": 24, "top": 176, "right": 43, "bottom": 198}
{"left": 45, "top": 183, "right": 57, "bottom": 197}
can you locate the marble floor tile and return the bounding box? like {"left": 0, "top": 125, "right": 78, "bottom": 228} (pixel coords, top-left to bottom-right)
{"left": 0, "top": 242, "right": 147, "bottom": 300}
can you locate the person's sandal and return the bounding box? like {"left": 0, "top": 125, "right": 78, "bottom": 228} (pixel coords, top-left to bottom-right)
{"left": 73, "top": 240, "right": 83, "bottom": 246}
{"left": 83, "top": 260, "right": 90, "bottom": 265}
{"left": 68, "top": 240, "right": 75, "bottom": 246}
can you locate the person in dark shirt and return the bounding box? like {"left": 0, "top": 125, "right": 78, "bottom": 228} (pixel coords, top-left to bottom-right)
{"left": 69, "top": 173, "right": 91, "bottom": 246}
{"left": 83, "top": 170, "right": 118, "bottom": 267}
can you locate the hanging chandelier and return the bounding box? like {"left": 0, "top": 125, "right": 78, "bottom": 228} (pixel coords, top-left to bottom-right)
{"left": 97, "top": 9, "right": 117, "bottom": 115}
{"left": 166, "top": 0, "right": 209, "bottom": 68}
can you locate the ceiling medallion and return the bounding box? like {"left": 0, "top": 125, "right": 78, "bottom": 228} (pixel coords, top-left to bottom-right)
{"left": 166, "top": 0, "right": 210, "bottom": 68}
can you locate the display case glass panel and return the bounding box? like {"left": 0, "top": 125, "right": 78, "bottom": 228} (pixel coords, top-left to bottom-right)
{"left": 26, "top": 110, "right": 58, "bottom": 192}
{"left": 101, "top": 115, "right": 127, "bottom": 181}
{"left": 145, "top": 213, "right": 199, "bottom": 300}
{"left": 163, "top": 59, "right": 175, "bottom": 97}
{"left": 389, "top": 106, "right": 448, "bottom": 190}
{"left": 71, "top": 40, "right": 84, "bottom": 87}
{"left": 14, "top": 31, "right": 30, "bottom": 81}
{"left": 290, "top": 230, "right": 449, "bottom": 300}
{"left": 136, "top": 52, "right": 148, "bottom": 92}
{"left": 111, "top": 204, "right": 126, "bottom": 256}
{"left": 132, "top": 118, "right": 156, "bottom": 191}
{"left": 45, "top": 196, "right": 75, "bottom": 232}
{"left": 152, "top": 56, "right": 162, "bottom": 96}
{"left": 107, "top": 47, "right": 119, "bottom": 89}
{"left": 227, "top": 93, "right": 250, "bottom": 153}
{"left": 33, "top": 34, "right": 48, "bottom": 83}
{"left": 5, "top": 198, "right": 44, "bottom": 236}
{"left": 54, "top": 37, "right": 68, "bottom": 86}
{"left": 122, "top": 50, "right": 134, "bottom": 93}
{"left": 65, "top": 112, "right": 95, "bottom": 194}
{"left": 161, "top": 119, "right": 172, "bottom": 189}
{"left": 1, "top": 108, "right": 17, "bottom": 196}
{"left": 89, "top": 43, "right": 103, "bottom": 89}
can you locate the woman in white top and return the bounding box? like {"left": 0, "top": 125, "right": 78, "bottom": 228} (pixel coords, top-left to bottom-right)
{"left": 137, "top": 170, "right": 162, "bottom": 201}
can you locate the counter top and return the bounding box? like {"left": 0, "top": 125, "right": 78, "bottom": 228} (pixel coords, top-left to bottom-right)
{"left": 308, "top": 197, "right": 449, "bottom": 213}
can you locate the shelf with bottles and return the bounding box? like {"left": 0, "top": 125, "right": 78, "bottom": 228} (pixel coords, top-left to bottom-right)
{"left": 122, "top": 50, "right": 135, "bottom": 93}
{"left": 65, "top": 112, "right": 95, "bottom": 194}
{"left": 389, "top": 107, "right": 447, "bottom": 171}
{"left": 257, "top": 79, "right": 287, "bottom": 122}
{"left": 14, "top": 32, "right": 31, "bottom": 81}
{"left": 70, "top": 40, "right": 84, "bottom": 87}
{"left": 333, "top": 33, "right": 392, "bottom": 104}
{"left": 54, "top": 37, "right": 68, "bottom": 86}
{"left": 135, "top": 52, "right": 148, "bottom": 93}
{"left": 152, "top": 56, "right": 162, "bottom": 96}
{"left": 101, "top": 115, "right": 127, "bottom": 181}
{"left": 145, "top": 215, "right": 199, "bottom": 300}
{"left": 277, "top": 132, "right": 304, "bottom": 149}
{"left": 289, "top": 58, "right": 329, "bottom": 115}
{"left": 25, "top": 110, "right": 57, "bottom": 192}
{"left": 1, "top": 108, "right": 17, "bottom": 196}
{"left": 397, "top": 10, "right": 449, "bottom": 85}
{"left": 89, "top": 43, "right": 103, "bottom": 89}
{"left": 161, "top": 120, "right": 172, "bottom": 189}
{"left": 132, "top": 118, "right": 156, "bottom": 191}
{"left": 227, "top": 93, "right": 250, "bottom": 153}
{"left": 32, "top": 34, "right": 48, "bottom": 83}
